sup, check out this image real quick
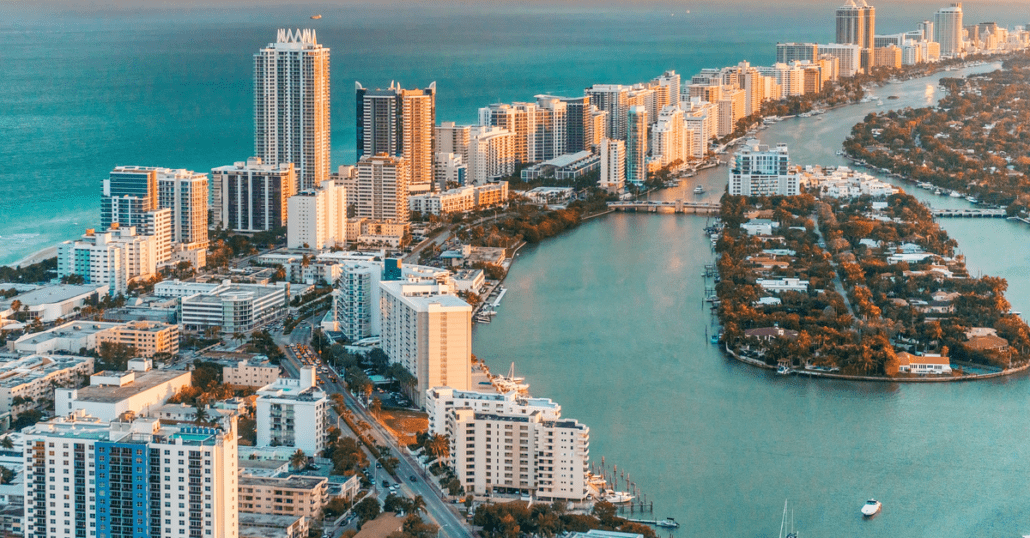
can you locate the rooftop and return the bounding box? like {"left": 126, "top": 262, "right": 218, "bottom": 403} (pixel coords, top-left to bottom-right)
{"left": 0, "top": 284, "right": 104, "bottom": 308}
{"left": 240, "top": 475, "right": 328, "bottom": 490}
{"left": 72, "top": 369, "right": 191, "bottom": 403}
{"left": 0, "top": 354, "right": 93, "bottom": 389}
{"left": 239, "top": 458, "right": 289, "bottom": 470}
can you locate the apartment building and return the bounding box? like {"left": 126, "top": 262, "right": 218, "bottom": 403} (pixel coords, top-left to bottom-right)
{"left": 255, "top": 367, "right": 329, "bottom": 454}
{"left": 287, "top": 179, "right": 347, "bottom": 250}
{"left": 238, "top": 475, "right": 328, "bottom": 519}
{"left": 728, "top": 140, "right": 799, "bottom": 196}
{"left": 211, "top": 158, "right": 297, "bottom": 233}
{"left": 222, "top": 359, "right": 281, "bottom": 389}
{"left": 0, "top": 354, "right": 94, "bottom": 415}
{"left": 55, "top": 359, "right": 192, "bottom": 420}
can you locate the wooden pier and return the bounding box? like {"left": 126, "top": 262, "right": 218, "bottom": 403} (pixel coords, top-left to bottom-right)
{"left": 608, "top": 200, "right": 721, "bottom": 214}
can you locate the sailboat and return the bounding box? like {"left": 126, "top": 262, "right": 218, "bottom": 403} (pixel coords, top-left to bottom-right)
{"left": 779, "top": 500, "right": 797, "bottom": 538}
{"left": 492, "top": 362, "right": 530, "bottom": 393}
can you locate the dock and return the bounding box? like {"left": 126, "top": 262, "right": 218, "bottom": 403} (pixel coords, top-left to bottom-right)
{"left": 608, "top": 200, "right": 721, "bottom": 214}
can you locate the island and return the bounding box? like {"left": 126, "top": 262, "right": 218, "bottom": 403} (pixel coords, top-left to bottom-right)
{"left": 715, "top": 189, "right": 1030, "bottom": 380}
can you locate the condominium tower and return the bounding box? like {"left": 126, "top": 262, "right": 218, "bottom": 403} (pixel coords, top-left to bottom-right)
{"left": 211, "top": 157, "right": 297, "bottom": 233}
{"left": 836, "top": 0, "right": 875, "bottom": 49}
{"left": 354, "top": 154, "right": 410, "bottom": 224}
{"left": 728, "top": 140, "right": 799, "bottom": 196}
{"left": 355, "top": 82, "right": 437, "bottom": 192}
{"left": 254, "top": 29, "right": 331, "bottom": 191}
{"left": 935, "top": 3, "right": 964, "bottom": 56}
{"left": 23, "top": 413, "right": 239, "bottom": 538}
{"left": 625, "top": 106, "right": 648, "bottom": 185}
{"left": 380, "top": 280, "right": 472, "bottom": 406}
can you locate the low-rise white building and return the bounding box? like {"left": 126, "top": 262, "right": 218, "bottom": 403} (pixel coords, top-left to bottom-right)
{"left": 287, "top": 178, "right": 347, "bottom": 250}
{"left": 9, "top": 321, "right": 123, "bottom": 355}
{"left": 740, "top": 219, "right": 780, "bottom": 236}
{"left": 223, "top": 359, "right": 281, "bottom": 388}
{"left": 0, "top": 284, "right": 107, "bottom": 324}
{"left": 166, "top": 280, "right": 288, "bottom": 333}
{"left": 756, "top": 278, "right": 809, "bottom": 293}
{"left": 799, "top": 165, "right": 899, "bottom": 198}
{"left": 255, "top": 367, "right": 329, "bottom": 454}
{"left": 0, "top": 354, "right": 94, "bottom": 415}
{"left": 425, "top": 387, "right": 561, "bottom": 436}
{"left": 56, "top": 226, "right": 160, "bottom": 296}
{"left": 54, "top": 358, "right": 191, "bottom": 420}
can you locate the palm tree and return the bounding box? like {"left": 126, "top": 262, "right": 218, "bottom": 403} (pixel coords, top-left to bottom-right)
{"left": 0, "top": 437, "right": 13, "bottom": 449}
{"left": 426, "top": 434, "right": 449, "bottom": 461}
{"left": 410, "top": 495, "right": 427, "bottom": 515}
{"left": 193, "top": 404, "right": 209, "bottom": 425}
{"left": 369, "top": 397, "right": 382, "bottom": 418}
{"left": 290, "top": 449, "right": 307, "bottom": 470}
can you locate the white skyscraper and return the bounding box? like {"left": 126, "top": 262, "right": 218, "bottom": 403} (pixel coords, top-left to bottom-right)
{"left": 254, "top": 29, "right": 331, "bottom": 191}
{"left": 935, "top": 3, "right": 964, "bottom": 56}
{"left": 380, "top": 280, "right": 472, "bottom": 406}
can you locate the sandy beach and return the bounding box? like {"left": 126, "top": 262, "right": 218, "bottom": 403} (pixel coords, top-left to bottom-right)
{"left": 10, "top": 246, "right": 58, "bottom": 269}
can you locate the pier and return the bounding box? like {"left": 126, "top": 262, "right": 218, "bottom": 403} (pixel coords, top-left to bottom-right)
{"left": 608, "top": 200, "right": 721, "bottom": 214}
{"left": 931, "top": 208, "right": 1007, "bottom": 218}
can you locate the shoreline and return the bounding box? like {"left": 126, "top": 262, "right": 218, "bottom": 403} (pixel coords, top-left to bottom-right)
{"left": 10, "top": 246, "right": 57, "bottom": 269}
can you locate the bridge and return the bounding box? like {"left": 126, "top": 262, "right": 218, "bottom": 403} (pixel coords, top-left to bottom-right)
{"left": 608, "top": 200, "right": 721, "bottom": 214}
{"left": 931, "top": 208, "right": 1007, "bottom": 218}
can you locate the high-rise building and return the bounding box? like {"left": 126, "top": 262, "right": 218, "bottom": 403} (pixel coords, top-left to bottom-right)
{"left": 649, "top": 71, "right": 682, "bottom": 114}
{"left": 776, "top": 43, "right": 819, "bottom": 64}
{"left": 101, "top": 167, "right": 173, "bottom": 264}
{"left": 158, "top": 169, "right": 209, "bottom": 250}
{"left": 651, "top": 106, "right": 688, "bottom": 168}
{"left": 587, "top": 107, "right": 608, "bottom": 149}
{"left": 380, "top": 280, "right": 472, "bottom": 407}
{"left": 467, "top": 126, "right": 515, "bottom": 185}
{"left": 436, "top": 122, "right": 471, "bottom": 166}
{"left": 818, "top": 43, "right": 863, "bottom": 77}
{"left": 256, "top": 367, "right": 329, "bottom": 454}
{"left": 330, "top": 261, "right": 383, "bottom": 341}
{"left": 599, "top": 138, "right": 625, "bottom": 193}
{"left": 684, "top": 99, "right": 718, "bottom": 159}
{"left": 717, "top": 89, "right": 746, "bottom": 137}
{"left": 355, "top": 82, "right": 436, "bottom": 192}
{"left": 354, "top": 154, "right": 409, "bottom": 224}
{"left": 479, "top": 103, "right": 530, "bottom": 165}
{"left": 585, "top": 85, "right": 629, "bottom": 140}
{"left": 434, "top": 153, "right": 467, "bottom": 188}
{"left": 836, "top": 0, "right": 866, "bottom": 47}
{"left": 531, "top": 96, "right": 568, "bottom": 162}
{"left": 447, "top": 404, "right": 590, "bottom": 501}
{"left": 728, "top": 140, "right": 799, "bottom": 196}
{"left": 625, "top": 106, "right": 648, "bottom": 185}
{"left": 554, "top": 96, "right": 591, "bottom": 153}
{"left": 873, "top": 45, "right": 903, "bottom": 69}
{"left": 254, "top": 29, "right": 331, "bottom": 191}
{"left": 740, "top": 63, "right": 768, "bottom": 116}
{"left": 935, "top": 3, "right": 964, "bottom": 56}
{"left": 212, "top": 157, "right": 297, "bottom": 233}
{"left": 918, "top": 20, "right": 935, "bottom": 42}
{"left": 23, "top": 412, "right": 239, "bottom": 538}
{"left": 286, "top": 179, "right": 347, "bottom": 250}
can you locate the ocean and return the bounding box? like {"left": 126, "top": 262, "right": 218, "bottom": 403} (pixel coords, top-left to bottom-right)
{"left": 1, "top": 0, "right": 1026, "bottom": 264}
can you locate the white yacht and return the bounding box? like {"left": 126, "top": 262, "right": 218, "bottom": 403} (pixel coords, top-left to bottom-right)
{"left": 694, "top": 185, "right": 704, "bottom": 194}
{"left": 950, "top": 191, "right": 962, "bottom": 198}
{"left": 602, "top": 490, "right": 635, "bottom": 504}
{"left": 861, "top": 499, "right": 882, "bottom": 517}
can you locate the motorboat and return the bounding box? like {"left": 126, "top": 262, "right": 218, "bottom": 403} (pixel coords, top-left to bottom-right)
{"left": 966, "top": 196, "right": 979, "bottom": 203}
{"left": 655, "top": 518, "right": 679, "bottom": 528}
{"left": 861, "top": 499, "right": 882, "bottom": 517}
{"left": 776, "top": 364, "right": 793, "bottom": 375}
{"left": 310, "top": 14, "right": 322, "bottom": 19}
{"left": 694, "top": 185, "right": 705, "bottom": 194}
{"left": 934, "top": 189, "right": 943, "bottom": 195}
{"left": 950, "top": 191, "right": 962, "bottom": 198}
{"left": 602, "top": 489, "right": 635, "bottom": 504}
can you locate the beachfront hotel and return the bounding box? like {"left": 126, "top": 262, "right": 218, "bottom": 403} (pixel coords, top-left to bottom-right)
{"left": 356, "top": 81, "right": 436, "bottom": 193}
{"left": 211, "top": 157, "right": 297, "bottom": 233}
{"left": 254, "top": 29, "right": 331, "bottom": 191}
{"left": 380, "top": 280, "right": 472, "bottom": 406}
{"left": 22, "top": 412, "right": 239, "bottom": 538}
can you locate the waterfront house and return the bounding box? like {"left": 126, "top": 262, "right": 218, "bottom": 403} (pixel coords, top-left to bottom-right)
{"left": 965, "top": 334, "right": 1009, "bottom": 353}
{"left": 741, "top": 219, "right": 779, "bottom": 236}
{"left": 756, "top": 277, "right": 809, "bottom": 293}
{"left": 894, "top": 352, "right": 952, "bottom": 375}
{"left": 965, "top": 327, "right": 999, "bottom": 339}
{"left": 909, "top": 299, "right": 955, "bottom": 315}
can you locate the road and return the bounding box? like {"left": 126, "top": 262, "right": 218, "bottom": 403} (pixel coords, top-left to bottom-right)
{"left": 276, "top": 327, "right": 475, "bottom": 538}
{"left": 811, "top": 211, "right": 857, "bottom": 318}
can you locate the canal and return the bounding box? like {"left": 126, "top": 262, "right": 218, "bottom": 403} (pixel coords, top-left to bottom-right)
{"left": 473, "top": 62, "right": 1030, "bottom": 537}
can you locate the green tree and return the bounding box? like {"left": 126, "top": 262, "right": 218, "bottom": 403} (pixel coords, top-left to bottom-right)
{"left": 290, "top": 449, "right": 308, "bottom": 470}
{"left": 354, "top": 497, "right": 382, "bottom": 528}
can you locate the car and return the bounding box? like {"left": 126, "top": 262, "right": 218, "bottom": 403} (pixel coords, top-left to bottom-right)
{"left": 382, "top": 480, "right": 390, "bottom": 487}
{"left": 390, "top": 485, "right": 399, "bottom": 491}
{"left": 375, "top": 462, "right": 382, "bottom": 468}
{"left": 409, "top": 475, "right": 417, "bottom": 482}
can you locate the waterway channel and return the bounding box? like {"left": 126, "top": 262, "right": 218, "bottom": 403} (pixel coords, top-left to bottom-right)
{"left": 473, "top": 62, "right": 1030, "bottom": 537}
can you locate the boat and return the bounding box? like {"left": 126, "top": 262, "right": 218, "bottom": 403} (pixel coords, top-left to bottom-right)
{"left": 887, "top": 95, "right": 900, "bottom": 100}
{"left": 934, "top": 189, "right": 943, "bottom": 195}
{"left": 950, "top": 191, "right": 962, "bottom": 198}
{"left": 492, "top": 362, "right": 530, "bottom": 394}
{"left": 310, "top": 14, "right": 322, "bottom": 19}
{"left": 601, "top": 489, "right": 635, "bottom": 504}
{"left": 779, "top": 500, "right": 797, "bottom": 538}
{"left": 776, "top": 364, "right": 793, "bottom": 375}
{"left": 876, "top": 99, "right": 884, "bottom": 106}
{"left": 654, "top": 518, "right": 679, "bottom": 529}
{"left": 966, "top": 196, "right": 979, "bottom": 203}
{"left": 694, "top": 185, "right": 704, "bottom": 194}
{"left": 861, "top": 498, "right": 882, "bottom": 517}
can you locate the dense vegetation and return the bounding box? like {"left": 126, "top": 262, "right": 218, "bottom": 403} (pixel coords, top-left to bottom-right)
{"left": 473, "top": 500, "right": 656, "bottom": 538}
{"left": 716, "top": 192, "right": 1030, "bottom": 375}
{"left": 845, "top": 54, "right": 1030, "bottom": 212}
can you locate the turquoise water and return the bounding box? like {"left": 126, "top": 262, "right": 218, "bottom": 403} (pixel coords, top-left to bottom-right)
{"left": 474, "top": 65, "right": 1030, "bottom": 537}
{"left": 2, "top": 1, "right": 1026, "bottom": 264}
